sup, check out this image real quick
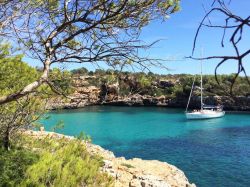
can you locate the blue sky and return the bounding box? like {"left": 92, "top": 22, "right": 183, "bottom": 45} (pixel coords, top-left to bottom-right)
{"left": 25, "top": 0, "right": 250, "bottom": 75}
{"left": 138, "top": 0, "right": 250, "bottom": 75}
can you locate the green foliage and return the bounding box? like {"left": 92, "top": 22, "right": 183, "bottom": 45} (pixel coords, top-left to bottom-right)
{"left": 88, "top": 71, "right": 94, "bottom": 76}
{"left": 51, "top": 120, "right": 64, "bottom": 132}
{"left": 21, "top": 138, "right": 113, "bottom": 187}
{"left": 0, "top": 147, "right": 39, "bottom": 186}
{"left": 71, "top": 67, "right": 89, "bottom": 75}
{"left": 172, "top": 85, "right": 183, "bottom": 97}
{"left": 121, "top": 163, "right": 135, "bottom": 169}
{"left": 95, "top": 69, "right": 107, "bottom": 76}
{"left": 76, "top": 131, "right": 92, "bottom": 142}
{"left": 0, "top": 96, "right": 46, "bottom": 150}
{"left": 104, "top": 73, "right": 118, "bottom": 85}
{"left": 70, "top": 67, "right": 250, "bottom": 98}
{"left": 0, "top": 135, "right": 113, "bottom": 187}
{"left": 137, "top": 74, "right": 151, "bottom": 88}
{"left": 49, "top": 68, "right": 73, "bottom": 95}
{"left": 0, "top": 45, "right": 38, "bottom": 96}
{"left": 0, "top": 43, "right": 46, "bottom": 150}
{"left": 0, "top": 43, "right": 11, "bottom": 58}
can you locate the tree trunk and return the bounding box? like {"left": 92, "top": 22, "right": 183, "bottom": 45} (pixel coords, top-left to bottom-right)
{"left": 3, "top": 129, "right": 10, "bottom": 151}
{"left": 0, "top": 59, "right": 50, "bottom": 105}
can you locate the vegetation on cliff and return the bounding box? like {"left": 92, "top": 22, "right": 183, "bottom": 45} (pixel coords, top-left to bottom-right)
{"left": 71, "top": 68, "right": 250, "bottom": 98}
{"left": 0, "top": 44, "right": 72, "bottom": 150}
{"left": 0, "top": 44, "right": 45, "bottom": 150}
{"left": 0, "top": 135, "right": 113, "bottom": 187}
{"left": 0, "top": 146, "right": 39, "bottom": 186}
{"left": 0, "top": 45, "right": 112, "bottom": 185}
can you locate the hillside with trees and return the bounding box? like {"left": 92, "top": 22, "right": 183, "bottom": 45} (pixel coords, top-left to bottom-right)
{"left": 71, "top": 68, "right": 250, "bottom": 98}
{"left": 47, "top": 67, "right": 250, "bottom": 111}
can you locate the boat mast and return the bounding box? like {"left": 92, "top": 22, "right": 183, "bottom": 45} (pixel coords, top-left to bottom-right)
{"left": 200, "top": 48, "right": 203, "bottom": 110}
{"left": 185, "top": 76, "right": 196, "bottom": 112}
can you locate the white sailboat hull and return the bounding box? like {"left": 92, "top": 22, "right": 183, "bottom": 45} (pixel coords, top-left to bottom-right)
{"left": 186, "top": 110, "right": 225, "bottom": 120}
{"left": 185, "top": 55, "right": 225, "bottom": 120}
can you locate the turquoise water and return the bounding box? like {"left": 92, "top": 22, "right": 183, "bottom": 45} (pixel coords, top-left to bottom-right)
{"left": 42, "top": 106, "right": 250, "bottom": 187}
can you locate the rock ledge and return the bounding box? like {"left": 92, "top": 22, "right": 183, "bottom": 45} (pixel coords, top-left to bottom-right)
{"left": 25, "top": 130, "right": 196, "bottom": 187}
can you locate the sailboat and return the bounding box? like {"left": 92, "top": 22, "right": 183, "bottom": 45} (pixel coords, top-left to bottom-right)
{"left": 185, "top": 56, "right": 225, "bottom": 120}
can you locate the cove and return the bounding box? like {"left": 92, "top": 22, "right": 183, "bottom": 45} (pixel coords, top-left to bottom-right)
{"left": 42, "top": 106, "right": 250, "bottom": 187}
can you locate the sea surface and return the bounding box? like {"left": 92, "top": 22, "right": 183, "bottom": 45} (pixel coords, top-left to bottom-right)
{"left": 42, "top": 106, "right": 250, "bottom": 187}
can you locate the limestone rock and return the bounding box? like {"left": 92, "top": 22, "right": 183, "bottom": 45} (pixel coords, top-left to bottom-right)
{"left": 47, "top": 74, "right": 250, "bottom": 111}
{"left": 24, "top": 130, "right": 196, "bottom": 187}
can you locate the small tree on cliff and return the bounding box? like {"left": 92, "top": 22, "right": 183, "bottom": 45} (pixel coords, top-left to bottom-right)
{"left": 0, "top": 97, "right": 45, "bottom": 150}
{"left": 0, "top": 44, "right": 46, "bottom": 150}
{"left": 0, "top": 0, "right": 180, "bottom": 105}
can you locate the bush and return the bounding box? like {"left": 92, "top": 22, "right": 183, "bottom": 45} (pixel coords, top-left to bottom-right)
{"left": 21, "top": 138, "right": 114, "bottom": 187}
{"left": 0, "top": 136, "right": 114, "bottom": 187}
{"left": 71, "top": 67, "right": 88, "bottom": 75}
{"left": 0, "top": 147, "right": 39, "bottom": 186}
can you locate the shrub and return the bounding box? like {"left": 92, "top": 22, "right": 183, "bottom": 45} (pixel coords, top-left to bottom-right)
{"left": 21, "top": 138, "right": 114, "bottom": 187}
{"left": 0, "top": 147, "right": 39, "bottom": 186}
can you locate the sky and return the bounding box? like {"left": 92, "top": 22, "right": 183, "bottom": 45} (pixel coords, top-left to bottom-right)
{"left": 137, "top": 0, "right": 250, "bottom": 75}
{"left": 25, "top": 0, "right": 250, "bottom": 75}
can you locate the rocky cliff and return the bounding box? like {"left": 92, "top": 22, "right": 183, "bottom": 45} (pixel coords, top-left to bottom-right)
{"left": 47, "top": 75, "right": 250, "bottom": 111}
{"left": 25, "top": 130, "right": 196, "bottom": 187}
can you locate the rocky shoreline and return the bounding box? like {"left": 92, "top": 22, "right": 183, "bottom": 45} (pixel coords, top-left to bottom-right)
{"left": 48, "top": 92, "right": 250, "bottom": 111}
{"left": 47, "top": 75, "right": 250, "bottom": 111}
{"left": 25, "top": 130, "right": 196, "bottom": 187}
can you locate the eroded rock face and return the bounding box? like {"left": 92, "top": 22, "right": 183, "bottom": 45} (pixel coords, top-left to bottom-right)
{"left": 48, "top": 75, "right": 250, "bottom": 111}
{"left": 25, "top": 130, "right": 196, "bottom": 187}
{"left": 47, "top": 76, "right": 101, "bottom": 110}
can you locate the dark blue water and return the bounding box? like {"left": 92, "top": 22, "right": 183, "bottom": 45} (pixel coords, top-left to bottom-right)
{"left": 42, "top": 106, "right": 250, "bottom": 187}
